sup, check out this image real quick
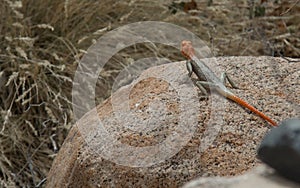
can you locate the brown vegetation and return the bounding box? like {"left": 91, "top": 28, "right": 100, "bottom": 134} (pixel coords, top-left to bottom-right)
{"left": 0, "top": 0, "right": 299, "bottom": 187}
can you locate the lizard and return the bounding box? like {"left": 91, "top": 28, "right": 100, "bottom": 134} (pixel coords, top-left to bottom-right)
{"left": 180, "top": 40, "right": 277, "bottom": 126}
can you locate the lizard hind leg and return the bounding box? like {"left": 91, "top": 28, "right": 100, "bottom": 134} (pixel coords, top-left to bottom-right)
{"left": 195, "top": 81, "right": 209, "bottom": 96}
{"left": 195, "top": 81, "right": 218, "bottom": 99}
{"left": 220, "top": 72, "right": 239, "bottom": 89}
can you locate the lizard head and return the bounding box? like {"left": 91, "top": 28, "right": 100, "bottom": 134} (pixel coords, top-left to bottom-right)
{"left": 181, "top": 40, "right": 195, "bottom": 60}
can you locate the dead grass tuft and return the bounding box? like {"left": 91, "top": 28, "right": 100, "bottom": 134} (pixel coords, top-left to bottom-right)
{"left": 0, "top": 0, "right": 299, "bottom": 187}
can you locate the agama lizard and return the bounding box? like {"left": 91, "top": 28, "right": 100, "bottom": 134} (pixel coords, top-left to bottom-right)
{"left": 181, "top": 40, "right": 277, "bottom": 126}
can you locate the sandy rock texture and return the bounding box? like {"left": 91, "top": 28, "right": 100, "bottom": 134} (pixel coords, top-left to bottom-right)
{"left": 46, "top": 57, "right": 298, "bottom": 187}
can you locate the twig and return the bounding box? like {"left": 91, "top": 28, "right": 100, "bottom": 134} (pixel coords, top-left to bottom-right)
{"left": 35, "top": 178, "right": 47, "bottom": 188}
{"left": 280, "top": 56, "right": 300, "bottom": 63}
{"left": 50, "top": 134, "right": 58, "bottom": 152}
{"left": 280, "top": 0, "right": 300, "bottom": 15}
{"left": 283, "top": 39, "right": 300, "bottom": 55}
{"left": 26, "top": 148, "right": 36, "bottom": 186}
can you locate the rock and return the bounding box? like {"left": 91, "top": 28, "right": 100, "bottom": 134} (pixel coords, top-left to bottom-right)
{"left": 46, "top": 57, "right": 298, "bottom": 187}
{"left": 183, "top": 164, "right": 300, "bottom": 188}
{"left": 258, "top": 118, "right": 300, "bottom": 183}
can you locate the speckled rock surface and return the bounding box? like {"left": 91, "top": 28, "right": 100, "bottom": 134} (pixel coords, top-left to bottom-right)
{"left": 46, "top": 57, "right": 298, "bottom": 187}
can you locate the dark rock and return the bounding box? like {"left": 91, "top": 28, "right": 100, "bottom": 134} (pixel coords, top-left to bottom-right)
{"left": 258, "top": 118, "right": 300, "bottom": 183}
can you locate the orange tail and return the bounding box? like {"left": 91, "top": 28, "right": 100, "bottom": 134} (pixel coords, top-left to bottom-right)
{"left": 227, "top": 95, "right": 277, "bottom": 126}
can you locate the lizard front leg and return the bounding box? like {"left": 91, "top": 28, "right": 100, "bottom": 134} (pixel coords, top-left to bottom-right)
{"left": 186, "top": 60, "right": 209, "bottom": 97}
{"left": 186, "top": 60, "right": 217, "bottom": 97}
{"left": 186, "top": 60, "right": 193, "bottom": 77}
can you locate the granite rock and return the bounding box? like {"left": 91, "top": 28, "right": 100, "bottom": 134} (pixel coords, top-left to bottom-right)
{"left": 46, "top": 57, "right": 298, "bottom": 187}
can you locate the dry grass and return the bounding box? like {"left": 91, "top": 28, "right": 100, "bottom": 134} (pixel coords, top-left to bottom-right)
{"left": 0, "top": 0, "right": 299, "bottom": 187}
